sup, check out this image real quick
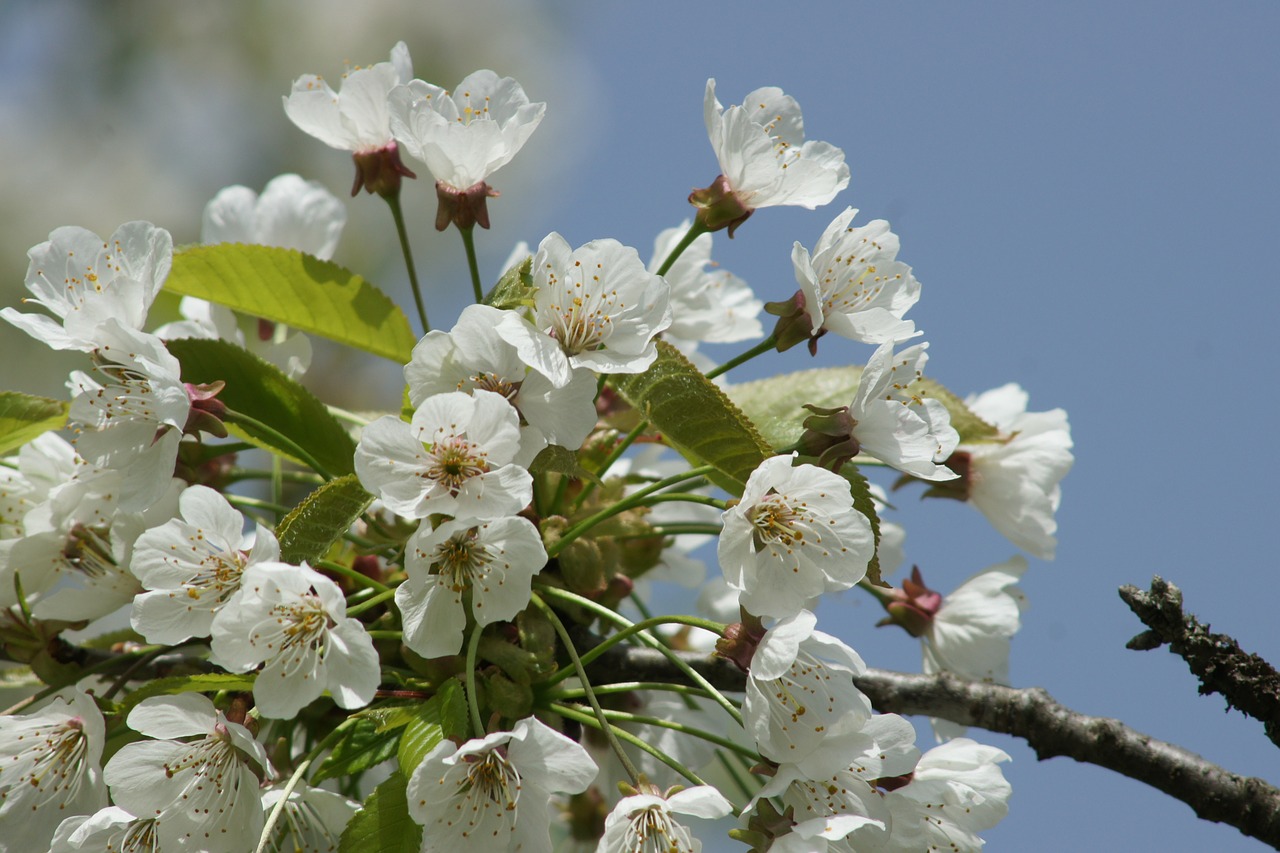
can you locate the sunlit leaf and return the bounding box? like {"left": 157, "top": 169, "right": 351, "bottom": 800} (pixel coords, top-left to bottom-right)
{"left": 338, "top": 772, "right": 422, "bottom": 853}
{"left": 0, "top": 392, "right": 68, "bottom": 455}
{"left": 277, "top": 475, "right": 374, "bottom": 564}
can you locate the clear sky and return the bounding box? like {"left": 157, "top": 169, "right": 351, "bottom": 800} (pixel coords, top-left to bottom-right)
{"left": 3, "top": 1, "right": 1279, "bottom": 850}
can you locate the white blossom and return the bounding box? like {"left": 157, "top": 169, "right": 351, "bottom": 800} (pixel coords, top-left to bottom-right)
{"left": 130, "top": 484, "right": 281, "bottom": 645}
{"left": 405, "top": 304, "right": 598, "bottom": 466}
{"left": 744, "top": 610, "right": 873, "bottom": 774}
{"left": 703, "top": 79, "right": 849, "bottom": 212}
{"left": 848, "top": 341, "right": 959, "bottom": 482}
{"left": 648, "top": 222, "right": 763, "bottom": 354}
{"left": 398, "top": 515, "right": 548, "bottom": 659}
{"left": 719, "top": 455, "right": 873, "bottom": 619}
{"left": 496, "top": 233, "right": 672, "bottom": 385}
{"left": 957, "top": 383, "right": 1074, "bottom": 559}
{"left": 210, "top": 561, "right": 379, "bottom": 718}
{"left": 0, "top": 689, "right": 107, "bottom": 853}
{"left": 406, "top": 716, "right": 598, "bottom": 853}
{"left": 793, "top": 208, "right": 920, "bottom": 344}
{"left": 389, "top": 69, "right": 545, "bottom": 191}
{"left": 260, "top": 782, "right": 360, "bottom": 853}
{"left": 283, "top": 42, "right": 412, "bottom": 154}
{"left": 1, "top": 221, "right": 171, "bottom": 352}
{"left": 201, "top": 173, "right": 346, "bottom": 258}
{"left": 355, "top": 389, "right": 533, "bottom": 520}
{"left": 104, "top": 693, "right": 271, "bottom": 853}
{"left": 49, "top": 807, "right": 159, "bottom": 853}
{"left": 597, "top": 786, "right": 733, "bottom": 853}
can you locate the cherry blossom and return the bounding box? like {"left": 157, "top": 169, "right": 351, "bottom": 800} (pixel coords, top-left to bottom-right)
{"left": 1, "top": 221, "right": 171, "bottom": 352}
{"left": 405, "top": 304, "right": 598, "bottom": 465}
{"left": 495, "top": 233, "right": 672, "bottom": 385}
{"left": 0, "top": 689, "right": 107, "bottom": 853}
{"left": 355, "top": 389, "right": 533, "bottom": 520}
{"left": 210, "top": 561, "right": 379, "bottom": 718}
{"left": 104, "top": 693, "right": 271, "bottom": 853}
{"left": 693, "top": 79, "right": 849, "bottom": 235}
{"left": 792, "top": 207, "right": 921, "bottom": 345}
{"left": 131, "top": 484, "right": 281, "bottom": 645}
{"left": 597, "top": 786, "right": 733, "bottom": 853}
{"left": 406, "top": 716, "right": 598, "bottom": 853}
{"left": 48, "top": 807, "right": 159, "bottom": 853}
{"left": 259, "top": 782, "right": 360, "bottom": 853}
{"left": 397, "top": 515, "right": 548, "bottom": 658}
{"left": 718, "top": 455, "right": 873, "bottom": 619}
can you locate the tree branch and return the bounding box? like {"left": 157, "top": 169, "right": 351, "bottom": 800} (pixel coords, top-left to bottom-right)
{"left": 583, "top": 641, "right": 1280, "bottom": 848}
{"left": 1120, "top": 575, "right": 1280, "bottom": 749}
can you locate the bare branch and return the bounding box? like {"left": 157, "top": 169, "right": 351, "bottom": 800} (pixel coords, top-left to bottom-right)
{"left": 1120, "top": 575, "right": 1280, "bottom": 749}
{"left": 583, "top": 641, "right": 1280, "bottom": 848}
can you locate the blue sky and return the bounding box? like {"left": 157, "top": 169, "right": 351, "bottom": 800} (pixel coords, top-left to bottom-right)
{"left": 4, "top": 1, "right": 1279, "bottom": 850}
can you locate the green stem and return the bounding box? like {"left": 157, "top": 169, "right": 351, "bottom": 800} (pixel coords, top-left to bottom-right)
{"left": 366, "top": 630, "right": 404, "bottom": 641}
{"left": 384, "top": 194, "right": 431, "bottom": 334}
{"left": 542, "top": 681, "right": 723, "bottom": 701}
{"left": 551, "top": 702, "right": 734, "bottom": 811}
{"left": 591, "top": 707, "right": 759, "bottom": 762}
{"left": 572, "top": 418, "right": 651, "bottom": 511}
{"left": 325, "top": 404, "right": 371, "bottom": 427}
{"left": 533, "top": 594, "right": 640, "bottom": 785}
{"left": 226, "top": 468, "right": 324, "bottom": 486}
{"left": 716, "top": 750, "right": 759, "bottom": 802}
{"left": 458, "top": 225, "right": 485, "bottom": 304}
{"left": 345, "top": 588, "right": 395, "bottom": 618}
{"left": 656, "top": 219, "right": 710, "bottom": 277}
{"left": 612, "top": 523, "right": 724, "bottom": 540}
{"left": 317, "top": 560, "right": 393, "bottom": 594}
{"left": 465, "top": 627, "right": 486, "bottom": 738}
{"left": 548, "top": 465, "right": 718, "bottom": 557}
{"left": 221, "top": 407, "right": 333, "bottom": 480}
{"left": 257, "top": 754, "right": 316, "bottom": 853}
{"left": 639, "top": 493, "right": 728, "bottom": 511}
{"left": 544, "top": 614, "right": 726, "bottom": 687}
{"left": 535, "top": 585, "right": 744, "bottom": 727}
{"left": 704, "top": 333, "right": 779, "bottom": 381}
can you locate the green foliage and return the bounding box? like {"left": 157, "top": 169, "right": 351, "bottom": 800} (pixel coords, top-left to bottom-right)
{"left": 395, "top": 695, "right": 446, "bottom": 776}
{"left": 165, "top": 243, "right": 416, "bottom": 364}
{"left": 312, "top": 716, "right": 402, "bottom": 784}
{"left": 277, "top": 475, "right": 374, "bottom": 564}
{"left": 167, "top": 338, "right": 357, "bottom": 477}
{"left": 484, "top": 254, "right": 535, "bottom": 310}
{"left": 339, "top": 772, "right": 423, "bottom": 853}
{"left": 612, "top": 341, "right": 772, "bottom": 495}
{"left": 843, "top": 463, "right": 885, "bottom": 587}
{"left": 0, "top": 391, "right": 68, "bottom": 455}
{"left": 115, "top": 673, "right": 258, "bottom": 714}
{"left": 529, "top": 444, "right": 598, "bottom": 483}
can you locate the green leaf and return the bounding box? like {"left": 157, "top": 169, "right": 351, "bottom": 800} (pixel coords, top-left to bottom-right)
{"left": 727, "top": 365, "right": 864, "bottom": 451}
{"left": 277, "top": 474, "right": 374, "bottom": 564}
{"left": 396, "top": 695, "right": 445, "bottom": 776}
{"left": 728, "top": 366, "right": 1000, "bottom": 449}
{"left": 528, "top": 444, "right": 599, "bottom": 484}
{"left": 842, "top": 463, "right": 885, "bottom": 587}
{"left": 0, "top": 392, "right": 68, "bottom": 456}
{"left": 166, "top": 244, "right": 416, "bottom": 364}
{"left": 313, "top": 716, "right": 401, "bottom": 784}
{"left": 612, "top": 341, "right": 772, "bottom": 495}
{"left": 117, "top": 674, "right": 258, "bottom": 714}
{"left": 484, "top": 255, "right": 535, "bottom": 310}
{"left": 166, "top": 338, "right": 356, "bottom": 477}
{"left": 436, "top": 678, "right": 471, "bottom": 742}
{"left": 339, "top": 772, "right": 422, "bottom": 853}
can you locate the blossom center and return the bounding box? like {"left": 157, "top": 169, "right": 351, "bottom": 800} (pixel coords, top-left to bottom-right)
{"left": 746, "top": 492, "right": 811, "bottom": 552}
{"left": 429, "top": 527, "right": 493, "bottom": 593}
{"left": 622, "top": 805, "right": 688, "bottom": 853}
{"left": 542, "top": 262, "right": 619, "bottom": 355}
{"left": 426, "top": 438, "right": 490, "bottom": 494}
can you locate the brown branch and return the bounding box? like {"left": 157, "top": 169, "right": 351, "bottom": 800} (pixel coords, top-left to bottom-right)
{"left": 583, "top": 641, "right": 1280, "bottom": 848}
{"left": 1120, "top": 575, "right": 1280, "bottom": 749}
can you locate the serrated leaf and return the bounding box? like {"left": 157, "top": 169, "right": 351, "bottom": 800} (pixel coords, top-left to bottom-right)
{"left": 612, "top": 341, "right": 772, "bottom": 495}
{"left": 0, "top": 392, "right": 68, "bottom": 455}
{"left": 117, "top": 673, "right": 257, "bottom": 714}
{"left": 484, "top": 255, "right": 535, "bottom": 310}
{"left": 842, "top": 463, "right": 885, "bottom": 587}
{"left": 339, "top": 772, "right": 422, "bottom": 853}
{"left": 277, "top": 474, "right": 374, "bottom": 564}
{"left": 437, "top": 679, "right": 471, "bottom": 742}
{"left": 529, "top": 444, "right": 599, "bottom": 484}
{"left": 729, "top": 366, "right": 1000, "bottom": 450}
{"left": 166, "top": 244, "right": 416, "bottom": 363}
{"left": 396, "top": 695, "right": 445, "bottom": 775}
{"left": 313, "top": 716, "right": 401, "bottom": 784}
{"left": 166, "top": 338, "right": 356, "bottom": 477}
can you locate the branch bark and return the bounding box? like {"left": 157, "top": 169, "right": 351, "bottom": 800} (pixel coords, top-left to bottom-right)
{"left": 583, "top": 641, "right": 1280, "bottom": 848}
{"left": 1120, "top": 575, "right": 1280, "bottom": 749}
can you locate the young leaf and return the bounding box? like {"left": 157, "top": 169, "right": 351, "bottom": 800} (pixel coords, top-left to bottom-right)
{"left": 165, "top": 243, "right": 416, "bottom": 364}
{"left": 115, "top": 673, "right": 258, "bottom": 715}
{"left": 0, "top": 391, "right": 68, "bottom": 456}
{"left": 436, "top": 678, "right": 471, "bottom": 742}
{"left": 396, "top": 694, "right": 445, "bottom": 776}
{"left": 166, "top": 338, "right": 357, "bottom": 477}
{"left": 277, "top": 475, "right": 374, "bottom": 564}
{"left": 339, "top": 772, "right": 423, "bottom": 853}
{"left": 842, "top": 463, "right": 885, "bottom": 587}
{"left": 312, "top": 716, "right": 402, "bottom": 784}
{"left": 611, "top": 341, "right": 772, "bottom": 495}
{"left": 484, "top": 254, "right": 535, "bottom": 310}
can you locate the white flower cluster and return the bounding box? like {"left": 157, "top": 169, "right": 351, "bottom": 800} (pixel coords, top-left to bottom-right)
{"left": 0, "top": 37, "right": 1077, "bottom": 853}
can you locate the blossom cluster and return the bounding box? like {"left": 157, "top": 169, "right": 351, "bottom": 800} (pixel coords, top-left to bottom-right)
{"left": 0, "top": 39, "right": 1073, "bottom": 853}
